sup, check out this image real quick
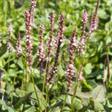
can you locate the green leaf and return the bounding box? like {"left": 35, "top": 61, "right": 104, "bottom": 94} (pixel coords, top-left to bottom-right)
{"left": 81, "top": 79, "right": 93, "bottom": 91}
{"left": 73, "top": 98, "right": 83, "bottom": 110}
{"left": 51, "top": 107, "right": 61, "bottom": 112}
{"left": 91, "top": 85, "right": 106, "bottom": 102}
{"left": 62, "top": 106, "right": 71, "bottom": 112}
{"left": 98, "top": 8, "right": 108, "bottom": 19}
{"left": 94, "top": 101, "right": 104, "bottom": 111}
{"left": 24, "top": 106, "right": 36, "bottom": 112}
{"left": 84, "top": 63, "right": 93, "bottom": 75}
{"left": 27, "top": 83, "right": 47, "bottom": 111}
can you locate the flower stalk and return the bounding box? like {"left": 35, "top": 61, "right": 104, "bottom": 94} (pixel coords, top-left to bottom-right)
{"left": 47, "top": 14, "right": 64, "bottom": 83}
{"left": 78, "top": 10, "right": 88, "bottom": 54}
{"left": 25, "top": 10, "right": 32, "bottom": 71}
{"left": 37, "top": 24, "right": 45, "bottom": 73}
{"left": 89, "top": 0, "right": 100, "bottom": 33}
{"left": 66, "top": 30, "right": 77, "bottom": 92}
{"left": 29, "top": 0, "right": 36, "bottom": 24}
{"left": 7, "top": 23, "right": 14, "bottom": 52}
{"left": 46, "top": 12, "right": 55, "bottom": 82}
{"left": 16, "top": 32, "right": 22, "bottom": 58}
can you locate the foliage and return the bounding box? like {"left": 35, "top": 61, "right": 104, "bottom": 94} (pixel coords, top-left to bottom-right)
{"left": 0, "top": 0, "right": 112, "bottom": 112}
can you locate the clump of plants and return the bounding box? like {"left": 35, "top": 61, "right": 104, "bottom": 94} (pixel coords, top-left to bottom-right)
{"left": 0, "top": 0, "right": 112, "bottom": 111}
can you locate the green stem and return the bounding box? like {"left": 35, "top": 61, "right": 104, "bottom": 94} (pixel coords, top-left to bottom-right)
{"left": 42, "top": 58, "right": 50, "bottom": 107}
{"left": 61, "top": 90, "right": 68, "bottom": 112}
{"left": 71, "top": 81, "right": 80, "bottom": 112}
{"left": 31, "top": 69, "right": 42, "bottom": 112}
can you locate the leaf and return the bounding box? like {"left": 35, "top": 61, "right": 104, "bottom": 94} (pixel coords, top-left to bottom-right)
{"left": 98, "top": 8, "right": 108, "bottom": 19}
{"left": 107, "top": 100, "right": 112, "bottom": 108}
{"left": 27, "top": 83, "right": 47, "bottom": 111}
{"left": 66, "top": 95, "right": 71, "bottom": 105}
{"left": 0, "top": 100, "right": 15, "bottom": 112}
{"left": 7, "top": 106, "right": 15, "bottom": 112}
{"left": 23, "top": 106, "right": 36, "bottom": 112}
{"left": 62, "top": 106, "right": 71, "bottom": 112}
{"left": 51, "top": 107, "right": 61, "bottom": 112}
{"left": 17, "top": 57, "right": 24, "bottom": 69}
{"left": 81, "top": 79, "right": 93, "bottom": 91}
{"left": 58, "top": 65, "right": 65, "bottom": 77}
{"left": 76, "top": 85, "right": 106, "bottom": 106}
{"left": 73, "top": 98, "right": 83, "bottom": 110}
{"left": 91, "top": 85, "right": 106, "bottom": 102}
{"left": 94, "top": 100, "right": 104, "bottom": 111}
{"left": 105, "top": 22, "right": 112, "bottom": 32}
{"left": 0, "top": 43, "right": 7, "bottom": 57}
{"left": 84, "top": 63, "right": 93, "bottom": 75}
{"left": 105, "top": 36, "right": 112, "bottom": 45}
{"left": 13, "top": 92, "right": 33, "bottom": 108}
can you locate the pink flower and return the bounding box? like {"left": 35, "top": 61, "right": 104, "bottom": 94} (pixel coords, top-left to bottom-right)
{"left": 25, "top": 10, "right": 32, "bottom": 70}
{"left": 66, "top": 30, "right": 76, "bottom": 91}
{"left": 16, "top": 32, "right": 22, "bottom": 58}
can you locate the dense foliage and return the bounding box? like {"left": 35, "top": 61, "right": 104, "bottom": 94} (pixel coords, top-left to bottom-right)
{"left": 0, "top": 0, "right": 112, "bottom": 112}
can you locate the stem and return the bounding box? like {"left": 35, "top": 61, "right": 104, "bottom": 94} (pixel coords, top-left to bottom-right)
{"left": 31, "top": 69, "right": 42, "bottom": 112}
{"left": 61, "top": 89, "right": 68, "bottom": 112}
{"left": 42, "top": 71, "right": 49, "bottom": 106}
{"left": 71, "top": 80, "right": 80, "bottom": 112}
{"left": 106, "top": 54, "right": 110, "bottom": 82}
{"left": 42, "top": 61, "right": 49, "bottom": 106}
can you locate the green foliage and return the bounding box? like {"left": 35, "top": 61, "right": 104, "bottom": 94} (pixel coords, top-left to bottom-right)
{"left": 0, "top": 0, "right": 112, "bottom": 112}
